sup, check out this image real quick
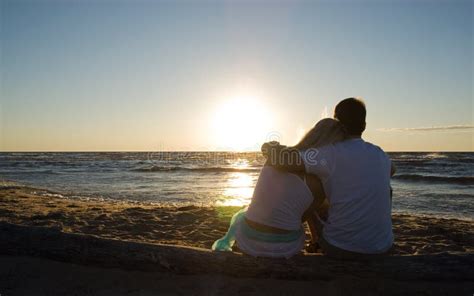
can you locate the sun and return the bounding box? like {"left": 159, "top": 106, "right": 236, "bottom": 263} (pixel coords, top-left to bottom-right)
{"left": 212, "top": 95, "right": 272, "bottom": 151}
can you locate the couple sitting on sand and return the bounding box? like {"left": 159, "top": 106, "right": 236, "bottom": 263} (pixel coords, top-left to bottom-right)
{"left": 213, "top": 98, "right": 395, "bottom": 259}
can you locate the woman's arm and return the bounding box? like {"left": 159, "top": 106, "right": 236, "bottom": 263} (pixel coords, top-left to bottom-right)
{"left": 302, "top": 174, "right": 328, "bottom": 243}
{"left": 302, "top": 174, "right": 327, "bottom": 221}
{"left": 261, "top": 142, "right": 305, "bottom": 172}
{"left": 306, "top": 215, "right": 320, "bottom": 245}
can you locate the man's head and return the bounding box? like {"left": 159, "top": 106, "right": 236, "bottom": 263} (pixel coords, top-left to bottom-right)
{"left": 334, "top": 97, "right": 366, "bottom": 137}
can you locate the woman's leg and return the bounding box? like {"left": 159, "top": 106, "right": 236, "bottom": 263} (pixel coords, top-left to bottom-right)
{"left": 212, "top": 208, "right": 247, "bottom": 251}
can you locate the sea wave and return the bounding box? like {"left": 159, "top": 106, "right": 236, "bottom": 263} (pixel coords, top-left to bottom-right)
{"left": 131, "top": 166, "right": 261, "bottom": 173}
{"left": 393, "top": 174, "right": 474, "bottom": 185}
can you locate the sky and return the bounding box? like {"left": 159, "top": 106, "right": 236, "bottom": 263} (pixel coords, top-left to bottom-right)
{"left": 1, "top": 0, "right": 473, "bottom": 152}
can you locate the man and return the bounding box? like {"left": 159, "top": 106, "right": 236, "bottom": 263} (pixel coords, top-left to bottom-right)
{"left": 263, "top": 98, "right": 394, "bottom": 258}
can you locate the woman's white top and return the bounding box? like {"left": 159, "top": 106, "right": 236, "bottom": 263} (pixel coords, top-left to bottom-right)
{"left": 245, "top": 166, "right": 314, "bottom": 231}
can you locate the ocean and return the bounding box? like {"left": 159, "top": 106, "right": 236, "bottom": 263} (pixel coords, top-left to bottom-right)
{"left": 0, "top": 152, "right": 472, "bottom": 220}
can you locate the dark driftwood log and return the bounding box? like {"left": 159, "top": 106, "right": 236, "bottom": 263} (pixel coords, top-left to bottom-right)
{"left": 0, "top": 222, "right": 473, "bottom": 281}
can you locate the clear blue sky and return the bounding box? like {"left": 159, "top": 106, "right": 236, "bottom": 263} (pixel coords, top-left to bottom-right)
{"left": 1, "top": 0, "right": 472, "bottom": 151}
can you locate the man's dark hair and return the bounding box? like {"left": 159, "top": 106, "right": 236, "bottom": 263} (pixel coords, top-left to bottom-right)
{"left": 334, "top": 97, "right": 366, "bottom": 136}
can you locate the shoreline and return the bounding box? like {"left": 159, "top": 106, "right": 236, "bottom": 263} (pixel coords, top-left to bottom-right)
{"left": 1, "top": 180, "right": 472, "bottom": 222}
{"left": 0, "top": 184, "right": 472, "bottom": 254}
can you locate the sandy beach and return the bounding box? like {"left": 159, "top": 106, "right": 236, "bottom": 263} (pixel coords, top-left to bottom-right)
{"left": 2, "top": 0, "right": 473, "bottom": 294}
{"left": 0, "top": 185, "right": 473, "bottom": 295}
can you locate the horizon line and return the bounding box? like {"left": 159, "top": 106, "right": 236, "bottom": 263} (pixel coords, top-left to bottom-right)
{"left": 0, "top": 150, "right": 473, "bottom": 153}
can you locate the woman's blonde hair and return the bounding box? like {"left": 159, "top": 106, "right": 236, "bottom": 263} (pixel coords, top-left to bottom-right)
{"left": 293, "top": 118, "right": 347, "bottom": 150}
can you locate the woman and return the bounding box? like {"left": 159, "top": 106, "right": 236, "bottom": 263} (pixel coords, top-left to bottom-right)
{"left": 212, "top": 118, "right": 347, "bottom": 258}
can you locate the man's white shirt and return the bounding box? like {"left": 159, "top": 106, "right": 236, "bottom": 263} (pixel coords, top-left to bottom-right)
{"left": 301, "top": 138, "right": 393, "bottom": 254}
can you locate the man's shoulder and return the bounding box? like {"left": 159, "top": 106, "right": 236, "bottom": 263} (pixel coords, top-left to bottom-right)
{"left": 362, "top": 140, "right": 385, "bottom": 152}
{"left": 334, "top": 138, "right": 382, "bottom": 150}
{"left": 361, "top": 140, "right": 390, "bottom": 163}
{"left": 335, "top": 139, "right": 388, "bottom": 158}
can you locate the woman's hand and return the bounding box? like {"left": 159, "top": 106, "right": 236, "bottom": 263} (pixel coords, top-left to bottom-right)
{"left": 261, "top": 142, "right": 305, "bottom": 172}
{"left": 261, "top": 141, "right": 282, "bottom": 158}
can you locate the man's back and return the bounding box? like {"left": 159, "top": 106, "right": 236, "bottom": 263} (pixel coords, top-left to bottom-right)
{"left": 302, "top": 138, "right": 393, "bottom": 254}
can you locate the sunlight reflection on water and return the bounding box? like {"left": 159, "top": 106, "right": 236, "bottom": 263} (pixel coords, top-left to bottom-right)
{"left": 218, "top": 172, "right": 254, "bottom": 207}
